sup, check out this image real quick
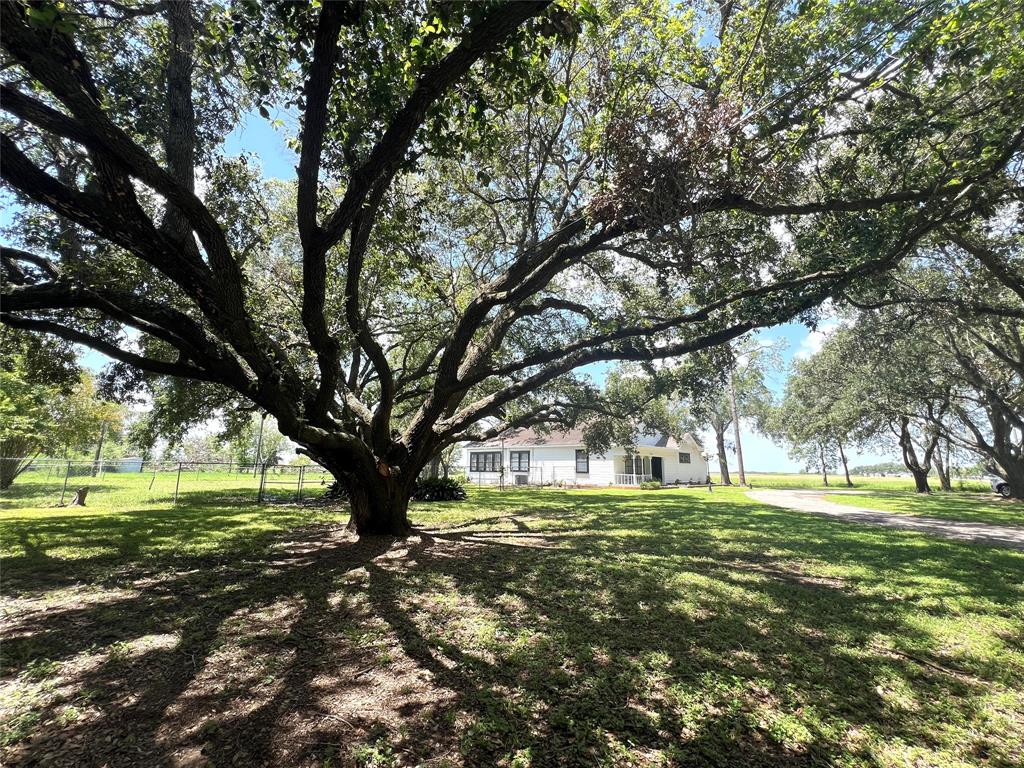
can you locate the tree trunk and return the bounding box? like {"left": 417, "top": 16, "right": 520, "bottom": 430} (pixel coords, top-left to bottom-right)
{"left": 344, "top": 471, "right": 414, "bottom": 536}
{"left": 729, "top": 373, "right": 746, "bottom": 486}
{"left": 896, "top": 416, "right": 933, "bottom": 494}
{"left": 910, "top": 467, "right": 931, "bottom": 493}
{"left": 819, "top": 443, "right": 829, "bottom": 487}
{"left": 838, "top": 442, "right": 853, "bottom": 487}
{"left": 998, "top": 459, "right": 1024, "bottom": 499}
{"left": 425, "top": 455, "right": 441, "bottom": 479}
{"left": 934, "top": 442, "right": 952, "bottom": 491}
{"left": 92, "top": 421, "right": 107, "bottom": 477}
{"left": 715, "top": 424, "right": 732, "bottom": 485}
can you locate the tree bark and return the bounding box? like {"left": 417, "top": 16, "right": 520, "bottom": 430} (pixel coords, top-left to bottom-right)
{"left": 910, "top": 467, "right": 931, "bottom": 493}
{"left": 934, "top": 441, "right": 952, "bottom": 491}
{"left": 896, "top": 416, "right": 933, "bottom": 494}
{"left": 425, "top": 455, "right": 442, "bottom": 479}
{"left": 729, "top": 372, "right": 746, "bottom": 486}
{"left": 838, "top": 441, "right": 853, "bottom": 487}
{"left": 715, "top": 422, "right": 732, "bottom": 485}
{"left": 819, "top": 443, "right": 829, "bottom": 487}
{"left": 161, "top": 0, "right": 200, "bottom": 256}
{"left": 345, "top": 471, "right": 414, "bottom": 536}
{"left": 91, "top": 420, "right": 107, "bottom": 477}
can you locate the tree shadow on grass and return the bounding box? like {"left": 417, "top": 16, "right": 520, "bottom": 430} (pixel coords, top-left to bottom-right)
{"left": 1, "top": 490, "right": 1022, "bottom": 766}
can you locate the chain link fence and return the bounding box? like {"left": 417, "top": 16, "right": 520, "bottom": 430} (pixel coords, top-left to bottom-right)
{"left": 1, "top": 459, "right": 335, "bottom": 509}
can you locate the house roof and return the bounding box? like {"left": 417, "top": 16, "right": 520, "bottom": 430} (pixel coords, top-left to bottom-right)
{"left": 464, "top": 427, "right": 702, "bottom": 451}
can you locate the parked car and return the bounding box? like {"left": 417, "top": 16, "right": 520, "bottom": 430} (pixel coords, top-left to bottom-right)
{"left": 988, "top": 475, "right": 1012, "bottom": 498}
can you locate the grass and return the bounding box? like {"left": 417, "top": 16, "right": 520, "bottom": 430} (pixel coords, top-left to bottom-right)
{"left": 2, "top": 484, "right": 1023, "bottom": 767}
{"left": 715, "top": 472, "right": 1019, "bottom": 528}
{"left": 1, "top": 464, "right": 332, "bottom": 510}
{"left": 824, "top": 489, "right": 1023, "bottom": 527}
{"left": 717, "top": 471, "right": 991, "bottom": 493}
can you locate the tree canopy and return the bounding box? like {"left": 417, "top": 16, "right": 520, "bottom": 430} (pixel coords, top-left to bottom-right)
{"left": 3, "top": 0, "right": 1023, "bottom": 531}
{"left": 0, "top": 330, "right": 122, "bottom": 488}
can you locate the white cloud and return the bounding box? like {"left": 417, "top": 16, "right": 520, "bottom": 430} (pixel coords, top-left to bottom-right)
{"left": 793, "top": 321, "right": 839, "bottom": 360}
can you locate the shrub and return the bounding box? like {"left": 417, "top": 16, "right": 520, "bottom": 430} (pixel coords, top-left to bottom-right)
{"left": 324, "top": 477, "right": 467, "bottom": 502}
{"left": 325, "top": 480, "right": 348, "bottom": 500}
{"left": 411, "top": 476, "right": 467, "bottom": 502}
{"left": 639, "top": 480, "right": 662, "bottom": 490}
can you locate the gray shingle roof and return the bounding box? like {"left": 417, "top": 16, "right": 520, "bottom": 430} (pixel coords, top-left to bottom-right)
{"left": 465, "top": 427, "right": 701, "bottom": 450}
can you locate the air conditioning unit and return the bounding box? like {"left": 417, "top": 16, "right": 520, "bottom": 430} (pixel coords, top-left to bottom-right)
{"left": 515, "top": 474, "right": 528, "bottom": 485}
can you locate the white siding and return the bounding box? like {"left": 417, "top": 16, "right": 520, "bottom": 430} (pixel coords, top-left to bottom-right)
{"left": 660, "top": 444, "right": 708, "bottom": 484}
{"left": 461, "top": 439, "right": 707, "bottom": 486}
{"left": 463, "top": 444, "right": 614, "bottom": 486}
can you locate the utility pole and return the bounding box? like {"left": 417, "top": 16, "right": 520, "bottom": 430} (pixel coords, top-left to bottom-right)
{"left": 729, "top": 371, "right": 747, "bottom": 486}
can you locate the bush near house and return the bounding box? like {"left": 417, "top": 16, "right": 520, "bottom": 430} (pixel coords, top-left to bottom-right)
{"left": 411, "top": 477, "right": 467, "bottom": 502}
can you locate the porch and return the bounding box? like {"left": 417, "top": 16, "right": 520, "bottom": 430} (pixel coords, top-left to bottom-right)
{"left": 615, "top": 453, "right": 660, "bottom": 486}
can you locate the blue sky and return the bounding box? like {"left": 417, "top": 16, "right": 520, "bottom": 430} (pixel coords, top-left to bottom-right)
{"left": 5, "top": 110, "right": 896, "bottom": 471}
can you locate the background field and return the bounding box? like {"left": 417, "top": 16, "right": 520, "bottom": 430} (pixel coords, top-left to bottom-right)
{"left": 711, "top": 471, "right": 991, "bottom": 492}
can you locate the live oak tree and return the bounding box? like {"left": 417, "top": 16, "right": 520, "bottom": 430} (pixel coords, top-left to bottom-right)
{"left": 3, "top": 0, "right": 1024, "bottom": 533}
{"left": 770, "top": 352, "right": 848, "bottom": 488}
{"left": 840, "top": 230, "right": 1024, "bottom": 497}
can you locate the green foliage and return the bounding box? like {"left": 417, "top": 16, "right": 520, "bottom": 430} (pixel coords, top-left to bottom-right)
{"left": 639, "top": 479, "right": 662, "bottom": 490}
{"left": 0, "top": 354, "right": 121, "bottom": 488}
{"left": 769, "top": 331, "right": 865, "bottom": 477}
{"left": 411, "top": 476, "right": 467, "bottom": 502}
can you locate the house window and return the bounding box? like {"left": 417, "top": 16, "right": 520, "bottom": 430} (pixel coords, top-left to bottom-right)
{"left": 509, "top": 451, "right": 530, "bottom": 472}
{"left": 469, "top": 451, "right": 501, "bottom": 472}
{"left": 679, "top": 452, "right": 691, "bottom": 464}
{"left": 575, "top": 449, "right": 589, "bottom": 474}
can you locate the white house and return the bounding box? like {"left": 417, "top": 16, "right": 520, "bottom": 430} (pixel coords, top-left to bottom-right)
{"left": 462, "top": 427, "right": 709, "bottom": 487}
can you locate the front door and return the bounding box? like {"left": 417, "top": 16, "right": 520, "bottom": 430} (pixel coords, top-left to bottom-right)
{"left": 651, "top": 456, "right": 663, "bottom": 482}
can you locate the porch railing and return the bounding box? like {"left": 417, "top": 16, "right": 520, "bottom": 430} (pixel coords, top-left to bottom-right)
{"left": 614, "top": 473, "right": 654, "bottom": 486}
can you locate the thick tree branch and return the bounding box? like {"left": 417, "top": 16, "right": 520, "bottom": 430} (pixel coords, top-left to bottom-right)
{"left": 0, "top": 314, "right": 218, "bottom": 382}
{"left": 160, "top": 0, "right": 199, "bottom": 257}
{"left": 317, "top": 1, "right": 551, "bottom": 251}
{"left": 944, "top": 229, "right": 1024, "bottom": 304}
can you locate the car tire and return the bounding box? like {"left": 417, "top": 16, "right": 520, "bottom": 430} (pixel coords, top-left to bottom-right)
{"left": 997, "top": 483, "right": 1012, "bottom": 498}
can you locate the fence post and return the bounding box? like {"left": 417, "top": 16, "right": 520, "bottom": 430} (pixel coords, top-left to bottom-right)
{"left": 60, "top": 460, "right": 72, "bottom": 505}
{"left": 257, "top": 462, "right": 268, "bottom": 503}
{"left": 173, "top": 461, "right": 183, "bottom": 503}
{"left": 297, "top": 464, "right": 305, "bottom": 502}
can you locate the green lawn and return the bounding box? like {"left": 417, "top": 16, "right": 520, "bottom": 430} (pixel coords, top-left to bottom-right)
{"left": 1, "top": 464, "right": 331, "bottom": 511}
{"left": 2, "top": 485, "right": 1023, "bottom": 767}
{"left": 717, "top": 471, "right": 991, "bottom": 493}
